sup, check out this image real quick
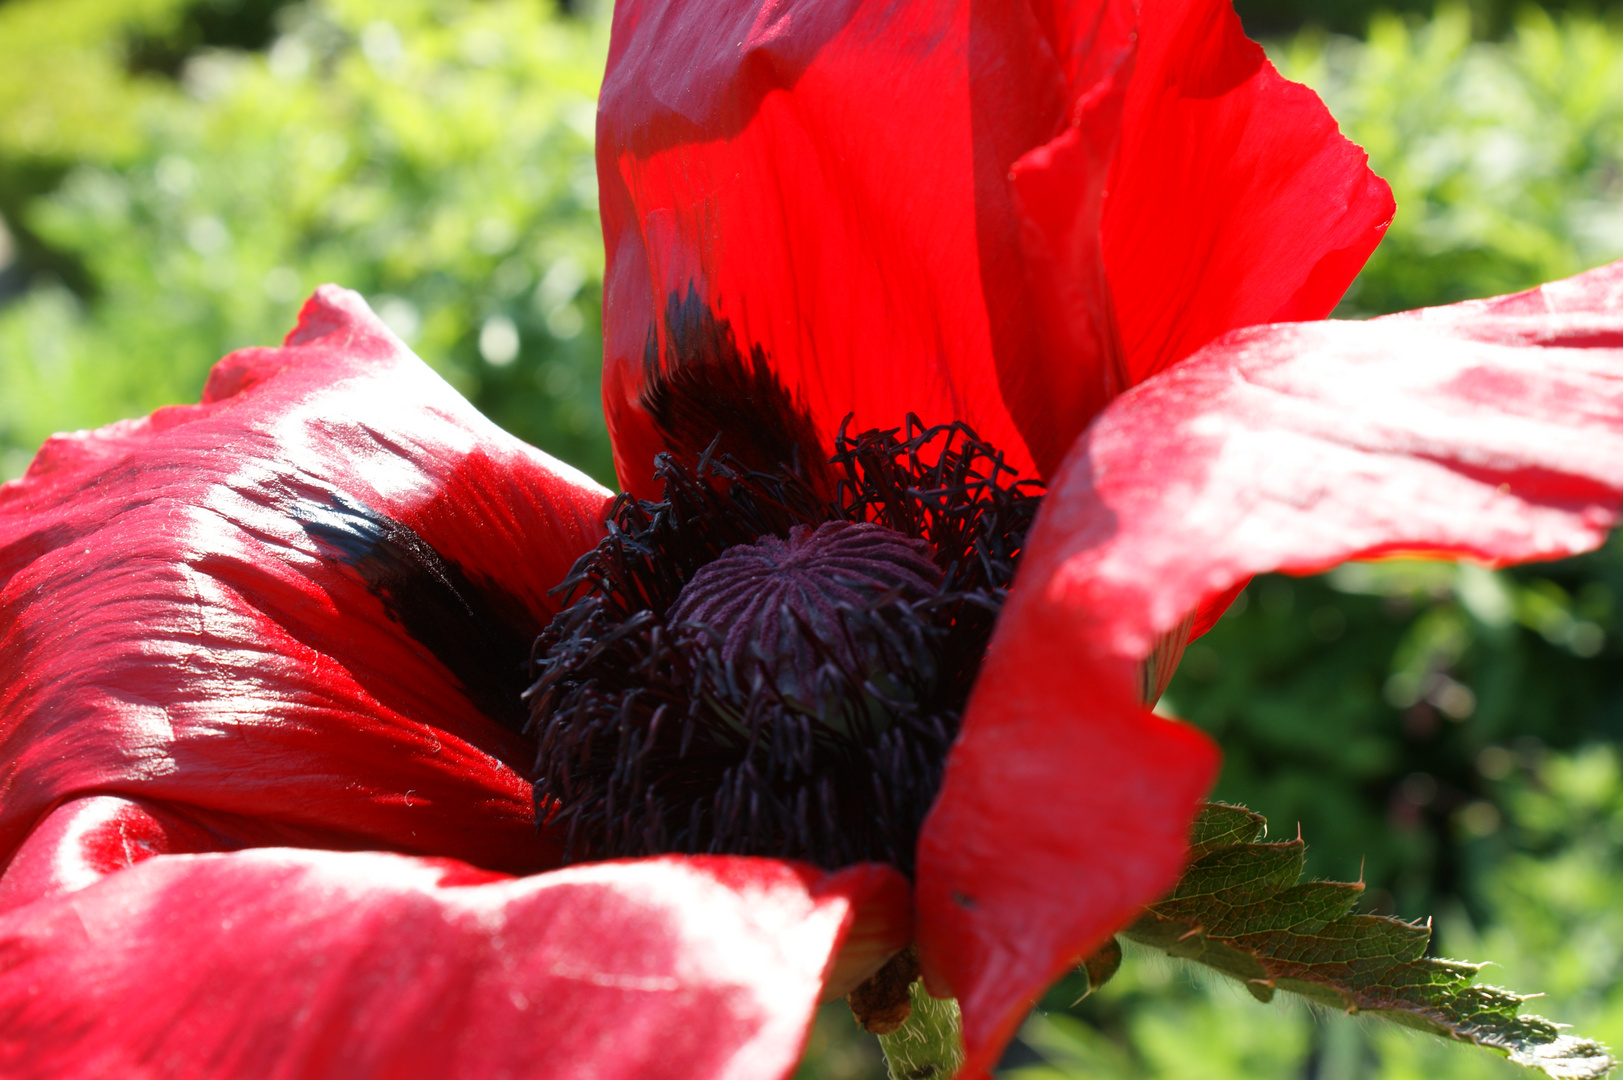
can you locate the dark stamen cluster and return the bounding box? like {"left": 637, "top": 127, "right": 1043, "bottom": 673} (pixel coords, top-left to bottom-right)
{"left": 524, "top": 418, "right": 1043, "bottom": 873}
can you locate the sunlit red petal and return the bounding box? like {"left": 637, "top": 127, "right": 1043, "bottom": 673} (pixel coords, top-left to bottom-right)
{"left": 0, "top": 287, "right": 611, "bottom": 877}
{"left": 1025, "top": 0, "right": 1137, "bottom": 96}
{"left": 1102, "top": 0, "right": 1394, "bottom": 386}
{"left": 1379, "top": 253, "right": 1623, "bottom": 344}
{"left": 1012, "top": 0, "right": 1410, "bottom": 481}
{"left": 917, "top": 637, "right": 1216, "bottom": 1077}
{"left": 1004, "top": 0, "right": 1136, "bottom": 479}
{"left": 1188, "top": 578, "right": 1251, "bottom": 641}
{"left": 918, "top": 260, "right": 1623, "bottom": 1074}
{"left": 0, "top": 796, "right": 351, "bottom": 916}
{"left": 0, "top": 847, "right": 908, "bottom": 1080}
{"left": 598, "top": 0, "right": 1071, "bottom": 495}
{"left": 601, "top": 0, "right": 1392, "bottom": 495}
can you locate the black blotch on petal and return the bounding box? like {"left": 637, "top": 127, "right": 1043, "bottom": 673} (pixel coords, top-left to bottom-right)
{"left": 297, "top": 495, "right": 535, "bottom": 733}
{"left": 641, "top": 286, "right": 831, "bottom": 492}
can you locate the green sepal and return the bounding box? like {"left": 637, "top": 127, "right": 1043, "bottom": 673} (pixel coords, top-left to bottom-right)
{"left": 1121, "top": 804, "right": 1615, "bottom": 1080}
{"left": 877, "top": 980, "right": 965, "bottom": 1080}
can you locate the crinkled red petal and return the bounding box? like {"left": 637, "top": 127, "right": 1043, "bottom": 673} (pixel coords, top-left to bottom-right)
{"left": 0, "top": 795, "right": 372, "bottom": 916}
{"left": 918, "top": 260, "right": 1623, "bottom": 1075}
{"left": 0, "top": 287, "right": 611, "bottom": 877}
{"left": 600, "top": 0, "right": 1392, "bottom": 498}
{"left": 1188, "top": 577, "right": 1251, "bottom": 641}
{"left": 917, "top": 629, "right": 1217, "bottom": 1077}
{"left": 1024, "top": 0, "right": 1137, "bottom": 98}
{"left": 598, "top": 0, "right": 1077, "bottom": 495}
{"left": 1004, "top": 0, "right": 1137, "bottom": 479}
{"left": 1102, "top": 0, "right": 1394, "bottom": 387}
{"left": 0, "top": 840, "right": 909, "bottom": 1080}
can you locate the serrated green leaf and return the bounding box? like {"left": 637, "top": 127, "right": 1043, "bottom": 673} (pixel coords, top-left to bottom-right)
{"left": 1120, "top": 803, "right": 1615, "bottom": 1080}
{"left": 1184, "top": 802, "right": 1267, "bottom": 856}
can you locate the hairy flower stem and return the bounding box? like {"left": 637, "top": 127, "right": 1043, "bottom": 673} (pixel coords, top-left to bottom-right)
{"left": 877, "top": 982, "right": 965, "bottom": 1080}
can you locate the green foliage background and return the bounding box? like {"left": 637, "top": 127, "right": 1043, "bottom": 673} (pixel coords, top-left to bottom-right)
{"left": 0, "top": 1, "right": 1619, "bottom": 1078}
{"left": 0, "top": 0, "right": 612, "bottom": 484}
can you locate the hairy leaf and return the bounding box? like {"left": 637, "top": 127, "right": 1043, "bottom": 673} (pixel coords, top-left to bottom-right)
{"left": 1119, "top": 804, "right": 1615, "bottom": 1080}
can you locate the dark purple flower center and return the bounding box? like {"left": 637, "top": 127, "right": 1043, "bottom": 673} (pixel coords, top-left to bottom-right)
{"left": 667, "top": 521, "right": 942, "bottom": 714}
{"left": 525, "top": 419, "right": 1042, "bottom": 874}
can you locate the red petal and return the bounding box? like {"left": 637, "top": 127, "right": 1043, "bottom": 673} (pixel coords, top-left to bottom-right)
{"left": 1379, "top": 255, "right": 1623, "bottom": 343}
{"left": 1004, "top": 0, "right": 1137, "bottom": 478}
{"left": 915, "top": 610, "right": 1218, "bottom": 1075}
{"left": 1025, "top": 0, "right": 1138, "bottom": 97}
{"left": 0, "top": 846, "right": 908, "bottom": 1079}
{"left": 1189, "top": 577, "right": 1249, "bottom": 641}
{"left": 0, "top": 287, "right": 611, "bottom": 876}
{"left": 601, "top": 0, "right": 1391, "bottom": 496}
{"left": 599, "top": 0, "right": 1073, "bottom": 495}
{"left": 919, "top": 260, "right": 1623, "bottom": 1072}
{"left": 1102, "top": 0, "right": 1394, "bottom": 387}
{"left": 0, "top": 796, "right": 340, "bottom": 916}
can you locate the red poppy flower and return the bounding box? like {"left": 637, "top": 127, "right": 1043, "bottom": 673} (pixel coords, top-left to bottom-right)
{"left": 3, "top": 1, "right": 1623, "bottom": 1079}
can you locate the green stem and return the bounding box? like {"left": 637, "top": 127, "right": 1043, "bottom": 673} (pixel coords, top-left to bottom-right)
{"left": 877, "top": 981, "right": 965, "bottom": 1080}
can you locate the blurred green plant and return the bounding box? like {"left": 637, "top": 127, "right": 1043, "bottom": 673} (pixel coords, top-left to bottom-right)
{"left": 1166, "top": 539, "right": 1623, "bottom": 917}
{"left": 1234, "top": 0, "right": 1601, "bottom": 41}
{"left": 1278, "top": 4, "right": 1623, "bottom": 317}
{"left": 0, "top": 0, "right": 190, "bottom": 163}
{"left": 0, "top": 0, "right": 613, "bottom": 484}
